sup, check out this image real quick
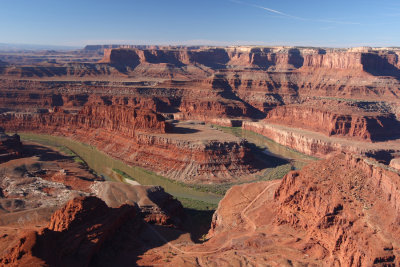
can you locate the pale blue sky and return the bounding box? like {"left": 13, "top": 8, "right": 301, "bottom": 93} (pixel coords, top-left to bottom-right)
{"left": 1, "top": 0, "right": 400, "bottom": 47}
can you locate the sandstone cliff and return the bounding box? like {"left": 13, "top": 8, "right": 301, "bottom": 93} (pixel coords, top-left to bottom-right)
{"left": 0, "top": 197, "right": 137, "bottom": 266}
{"left": 173, "top": 153, "right": 400, "bottom": 266}
{"left": 0, "top": 107, "right": 259, "bottom": 183}
{"left": 98, "top": 46, "right": 400, "bottom": 75}
{"left": 0, "top": 105, "right": 169, "bottom": 136}
{"left": 265, "top": 104, "right": 400, "bottom": 141}
{"left": 273, "top": 153, "right": 400, "bottom": 266}
{"left": 0, "top": 183, "right": 186, "bottom": 267}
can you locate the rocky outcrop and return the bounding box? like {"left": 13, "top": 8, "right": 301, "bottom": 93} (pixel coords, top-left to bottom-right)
{"left": 265, "top": 104, "right": 400, "bottom": 141}
{"left": 0, "top": 107, "right": 259, "bottom": 183}
{"left": 4, "top": 153, "right": 399, "bottom": 266}
{"left": 91, "top": 182, "right": 184, "bottom": 226}
{"left": 132, "top": 132, "right": 256, "bottom": 182}
{"left": 243, "top": 120, "right": 400, "bottom": 159}
{"left": 179, "top": 153, "right": 400, "bottom": 266}
{"left": 0, "top": 196, "right": 137, "bottom": 267}
{"left": 0, "top": 105, "right": 169, "bottom": 136}
{"left": 390, "top": 158, "right": 400, "bottom": 170}
{"left": 0, "top": 187, "right": 185, "bottom": 267}
{"left": 0, "top": 129, "right": 22, "bottom": 163}
{"left": 274, "top": 153, "right": 400, "bottom": 266}
{"left": 302, "top": 52, "right": 364, "bottom": 70}
{"left": 243, "top": 120, "right": 355, "bottom": 157}
{"left": 98, "top": 46, "right": 400, "bottom": 75}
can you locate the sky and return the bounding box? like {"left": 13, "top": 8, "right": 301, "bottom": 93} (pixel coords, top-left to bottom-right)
{"left": 1, "top": 0, "right": 400, "bottom": 48}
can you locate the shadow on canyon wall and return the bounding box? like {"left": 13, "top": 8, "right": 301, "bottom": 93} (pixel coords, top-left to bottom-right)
{"left": 362, "top": 53, "right": 400, "bottom": 79}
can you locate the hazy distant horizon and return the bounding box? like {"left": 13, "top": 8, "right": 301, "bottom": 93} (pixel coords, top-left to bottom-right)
{"left": 1, "top": 42, "right": 400, "bottom": 52}
{"left": 1, "top": 0, "right": 400, "bottom": 48}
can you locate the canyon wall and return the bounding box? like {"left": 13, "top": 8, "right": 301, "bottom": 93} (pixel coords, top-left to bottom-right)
{"left": 99, "top": 46, "right": 400, "bottom": 74}
{"left": 265, "top": 104, "right": 400, "bottom": 141}
{"left": 0, "top": 106, "right": 259, "bottom": 183}
{"left": 200, "top": 153, "right": 400, "bottom": 266}
{"left": 242, "top": 120, "right": 361, "bottom": 157}
{"left": 0, "top": 105, "right": 169, "bottom": 136}
{"left": 273, "top": 153, "right": 400, "bottom": 266}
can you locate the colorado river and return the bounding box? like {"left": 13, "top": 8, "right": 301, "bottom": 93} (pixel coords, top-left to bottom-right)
{"left": 18, "top": 128, "right": 316, "bottom": 207}
{"left": 19, "top": 133, "right": 223, "bottom": 205}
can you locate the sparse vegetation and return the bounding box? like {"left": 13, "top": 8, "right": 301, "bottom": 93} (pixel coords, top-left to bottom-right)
{"left": 17, "top": 131, "right": 314, "bottom": 212}
{"left": 18, "top": 133, "right": 96, "bottom": 175}
{"left": 112, "top": 168, "right": 138, "bottom": 183}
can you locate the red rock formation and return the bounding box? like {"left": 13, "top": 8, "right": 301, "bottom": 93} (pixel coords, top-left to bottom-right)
{"left": 0, "top": 107, "right": 258, "bottom": 183}
{"left": 0, "top": 196, "right": 137, "bottom": 267}
{"left": 98, "top": 46, "right": 400, "bottom": 75}
{"left": 265, "top": 104, "right": 400, "bottom": 141}
{"left": 1, "top": 45, "right": 400, "bottom": 178}
{"left": 171, "top": 153, "right": 400, "bottom": 266}
{"left": 0, "top": 104, "right": 169, "bottom": 136}
{"left": 274, "top": 154, "right": 400, "bottom": 266}
{"left": 0, "top": 188, "right": 185, "bottom": 267}
{"left": 390, "top": 158, "right": 400, "bottom": 170}
{"left": 302, "top": 52, "right": 364, "bottom": 70}
{"left": 243, "top": 119, "right": 400, "bottom": 159}
{"left": 91, "top": 182, "right": 184, "bottom": 226}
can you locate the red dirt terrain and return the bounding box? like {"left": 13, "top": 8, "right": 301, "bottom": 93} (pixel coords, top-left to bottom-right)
{"left": 0, "top": 139, "right": 187, "bottom": 267}
{"left": 157, "top": 153, "right": 400, "bottom": 266}
{"left": 2, "top": 152, "right": 399, "bottom": 266}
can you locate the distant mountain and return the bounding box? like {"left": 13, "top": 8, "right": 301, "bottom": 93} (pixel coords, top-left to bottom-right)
{"left": 0, "top": 43, "right": 81, "bottom": 51}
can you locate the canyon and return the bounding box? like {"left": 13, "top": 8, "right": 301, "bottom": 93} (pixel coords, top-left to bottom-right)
{"left": 1, "top": 46, "right": 400, "bottom": 162}
{"left": 162, "top": 153, "right": 400, "bottom": 266}
{"left": 0, "top": 45, "right": 399, "bottom": 266}
{"left": 0, "top": 139, "right": 188, "bottom": 266}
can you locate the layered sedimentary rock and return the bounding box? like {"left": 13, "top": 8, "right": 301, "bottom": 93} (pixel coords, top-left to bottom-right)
{"left": 273, "top": 154, "right": 400, "bottom": 266}
{"left": 243, "top": 119, "right": 400, "bottom": 159}
{"left": 243, "top": 120, "right": 358, "bottom": 157}
{"left": 265, "top": 103, "right": 400, "bottom": 141}
{"left": 0, "top": 105, "right": 169, "bottom": 136}
{"left": 2, "top": 46, "right": 400, "bottom": 122}
{"left": 99, "top": 46, "right": 400, "bottom": 74}
{"left": 391, "top": 158, "right": 400, "bottom": 170}
{"left": 1, "top": 45, "right": 400, "bottom": 176}
{"left": 167, "top": 153, "right": 400, "bottom": 266}
{"left": 0, "top": 141, "right": 186, "bottom": 266}
{"left": 0, "top": 106, "right": 258, "bottom": 183}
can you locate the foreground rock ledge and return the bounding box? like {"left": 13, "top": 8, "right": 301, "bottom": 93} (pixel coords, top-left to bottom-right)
{"left": 169, "top": 153, "right": 400, "bottom": 266}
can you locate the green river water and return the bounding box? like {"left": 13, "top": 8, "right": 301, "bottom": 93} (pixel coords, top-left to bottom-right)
{"left": 19, "top": 133, "right": 223, "bottom": 205}
{"left": 18, "top": 128, "right": 317, "bottom": 207}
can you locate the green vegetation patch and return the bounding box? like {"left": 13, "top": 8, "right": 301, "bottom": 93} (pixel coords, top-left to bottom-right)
{"left": 112, "top": 168, "right": 138, "bottom": 183}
